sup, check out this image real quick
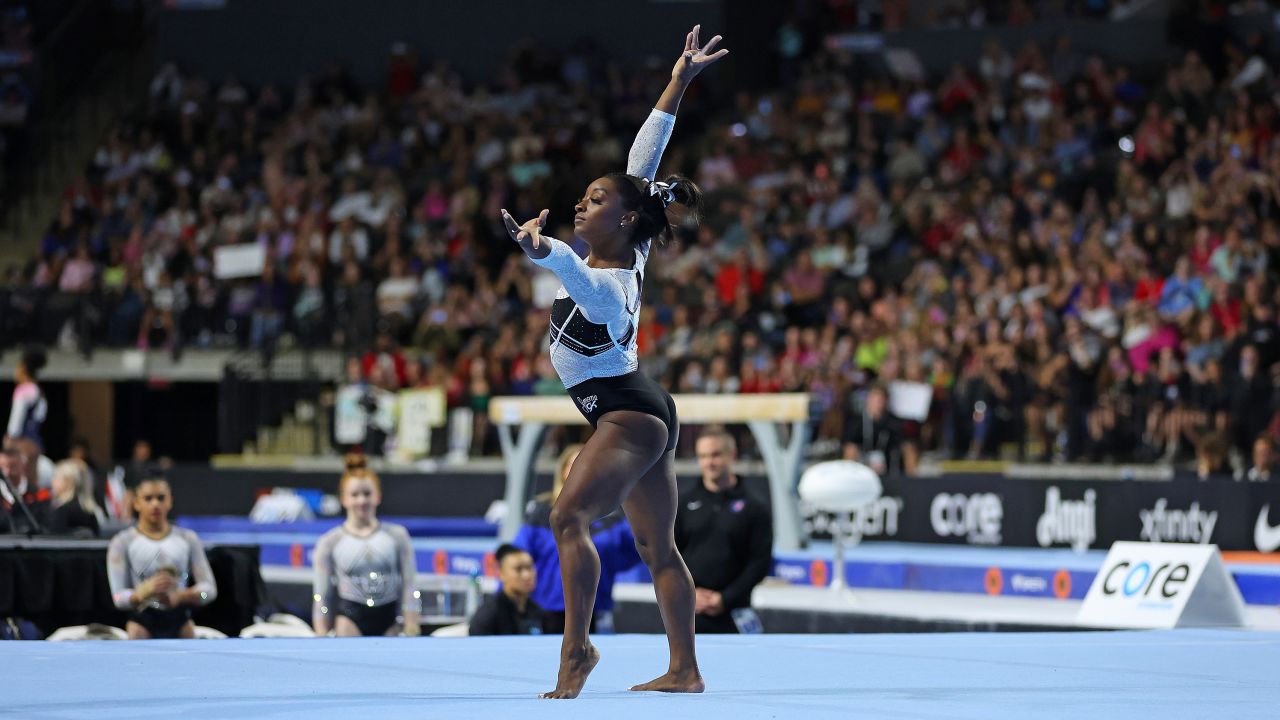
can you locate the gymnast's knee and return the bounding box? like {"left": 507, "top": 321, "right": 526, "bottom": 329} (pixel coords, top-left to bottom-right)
{"left": 549, "top": 503, "right": 591, "bottom": 541}
{"left": 633, "top": 533, "right": 676, "bottom": 568}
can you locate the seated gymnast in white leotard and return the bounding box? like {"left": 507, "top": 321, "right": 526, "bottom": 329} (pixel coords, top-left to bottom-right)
{"left": 107, "top": 476, "right": 218, "bottom": 639}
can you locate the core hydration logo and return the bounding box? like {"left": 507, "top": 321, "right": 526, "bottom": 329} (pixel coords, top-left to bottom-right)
{"left": 1099, "top": 557, "right": 1192, "bottom": 609}
{"left": 929, "top": 492, "right": 1003, "bottom": 544}
{"left": 1139, "top": 498, "right": 1217, "bottom": 544}
{"left": 1036, "top": 486, "right": 1097, "bottom": 552}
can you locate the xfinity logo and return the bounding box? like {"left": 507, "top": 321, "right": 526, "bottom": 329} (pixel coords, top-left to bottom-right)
{"left": 1036, "top": 486, "right": 1097, "bottom": 552}
{"left": 930, "top": 492, "right": 1002, "bottom": 544}
{"left": 1139, "top": 499, "right": 1217, "bottom": 544}
{"left": 803, "top": 496, "right": 903, "bottom": 539}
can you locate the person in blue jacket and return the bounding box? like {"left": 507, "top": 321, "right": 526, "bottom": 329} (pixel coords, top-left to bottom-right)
{"left": 514, "top": 444, "right": 641, "bottom": 634}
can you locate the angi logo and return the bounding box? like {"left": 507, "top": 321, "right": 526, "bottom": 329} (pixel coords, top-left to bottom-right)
{"left": 1036, "top": 486, "right": 1096, "bottom": 552}
{"left": 1255, "top": 504, "right": 1280, "bottom": 553}
{"left": 576, "top": 395, "right": 598, "bottom": 413}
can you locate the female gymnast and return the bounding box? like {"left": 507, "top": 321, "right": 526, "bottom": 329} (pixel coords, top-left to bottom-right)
{"left": 501, "top": 24, "right": 727, "bottom": 699}
{"left": 107, "top": 475, "right": 218, "bottom": 639}
{"left": 312, "top": 454, "right": 421, "bottom": 637}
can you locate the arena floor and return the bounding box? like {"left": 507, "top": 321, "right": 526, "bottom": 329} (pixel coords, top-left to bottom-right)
{"left": 8, "top": 631, "right": 1280, "bottom": 719}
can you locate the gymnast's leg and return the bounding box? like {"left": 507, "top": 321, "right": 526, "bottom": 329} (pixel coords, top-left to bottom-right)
{"left": 542, "top": 410, "right": 667, "bottom": 699}
{"left": 624, "top": 446, "right": 703, "bottom": 693}
{"left": 333, "top": 615, "right": 361, "bottom": 637}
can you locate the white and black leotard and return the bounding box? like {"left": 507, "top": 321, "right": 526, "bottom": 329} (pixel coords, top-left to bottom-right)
{"left": 531, "top": 108, "right": 674, "bottom": 389}
{"left": 7, "top": 381, "right": 46, "bottom": 448}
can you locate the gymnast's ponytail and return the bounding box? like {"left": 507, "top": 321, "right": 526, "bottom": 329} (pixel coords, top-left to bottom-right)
{"left": 606, "top": 173, "right": 703, "bottom": 245}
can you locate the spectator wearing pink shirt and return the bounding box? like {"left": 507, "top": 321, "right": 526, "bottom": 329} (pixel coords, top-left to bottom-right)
{"left": 782, "top": 250, "right": 825, "bottom": 328}
{"left": 59, "top": 244, "right": 96, "bottom": 293}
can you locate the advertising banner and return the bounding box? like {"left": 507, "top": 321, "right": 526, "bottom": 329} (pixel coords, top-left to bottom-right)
{"left": 803, "top": 474, "right": 1280, "bottom": 553}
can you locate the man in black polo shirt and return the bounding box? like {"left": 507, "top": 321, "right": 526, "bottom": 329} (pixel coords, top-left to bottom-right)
{"left": 469, "top": 543, "right": 546, "bottom": 635}
{"left": 675, "top": 426, "right": 772, "bottom": 633}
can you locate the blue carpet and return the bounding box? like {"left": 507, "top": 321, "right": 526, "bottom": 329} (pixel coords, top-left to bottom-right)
{"left": 6, "top": 631, "right": 1279, "bottom": 719}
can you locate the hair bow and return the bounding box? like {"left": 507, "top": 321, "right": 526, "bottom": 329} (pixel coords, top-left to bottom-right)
{"left": 644, "top": 178, "right": 678, "bottom": 208}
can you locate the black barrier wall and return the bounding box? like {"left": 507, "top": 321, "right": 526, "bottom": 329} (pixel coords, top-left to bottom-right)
{"left": 841, "top": 18, "right": 1176, "bottom": 76}
{"left": 156, "top": 0, "right": 721, "bottom": 87}
{"left": 0, "top": 542, "right": 263, "bottom": 637}
{"left": 165, "top": 464, "right": 772, "bottom": 519}
{"left": 154, "top": 0, "right": 1196, "bottom": 91}
{"left": 805, "top": 474, "right": 1280, "bottom": 554}
{"left": 166, "top": 465, "right": 507, "bottom": 517}
{"left": 172, "top": 465, "right": 1280, "bottom": 553}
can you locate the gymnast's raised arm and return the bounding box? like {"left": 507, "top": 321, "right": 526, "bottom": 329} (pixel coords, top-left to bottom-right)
{"left": 627, "top": 24, "right": 728, "bottom": 182}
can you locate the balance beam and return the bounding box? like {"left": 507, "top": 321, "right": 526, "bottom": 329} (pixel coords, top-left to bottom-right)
{"left": 490, "top": 393, "right": 811, "bottom": 550}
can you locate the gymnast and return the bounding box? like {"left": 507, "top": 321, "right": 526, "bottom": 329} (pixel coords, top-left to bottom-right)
{"left": 106, "top": 474, "right": 218, "bottom": 639}
{"left": 312, "top": 454, "right": 421, "bottom": 637}
{"left": 501, "top": 24, "right": 727, "bottom": 699}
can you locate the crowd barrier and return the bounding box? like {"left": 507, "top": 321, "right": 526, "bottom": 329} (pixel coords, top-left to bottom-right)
{"left": 0, "top": 539, "right": 264, "bottom": 637}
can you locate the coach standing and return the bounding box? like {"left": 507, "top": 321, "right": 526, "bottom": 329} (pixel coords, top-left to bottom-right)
{"left": 675, "top": 426, "right": 772, "bottom": 633}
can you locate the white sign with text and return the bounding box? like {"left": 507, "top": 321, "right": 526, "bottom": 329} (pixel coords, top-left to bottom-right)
{"left": 1077, "top": 542, "right": 1245, "bottom": 629}
{"left": 396, "top": 387, "right": 447, "bottom": 458}
{"left": 213, "top": 243, "right": 266, "bottom": 279}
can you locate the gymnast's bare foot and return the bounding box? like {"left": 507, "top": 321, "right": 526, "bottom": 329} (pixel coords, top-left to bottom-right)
{"left": 540, "top": 642, "right": 600, "bottom": 699}
{"left": 629, "top": 669, "right": 705, "bottom": 693}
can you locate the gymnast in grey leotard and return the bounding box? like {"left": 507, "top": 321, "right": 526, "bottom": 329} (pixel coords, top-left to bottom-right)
{"left": 107, "top": 477, "right": 218, "bottom": 639}
{"left": 312, "top": 522, "right": 418, "bottom": 636}
{"left": 312, "top": 455, "right": 419, "bottom": 636}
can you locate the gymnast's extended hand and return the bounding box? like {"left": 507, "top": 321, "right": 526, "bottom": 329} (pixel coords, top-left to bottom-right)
{"left": 672, "top": 24, "right": 729, "bottom": 85}
{"left": 501, "top": 208, "right": 551, "bottom": 260}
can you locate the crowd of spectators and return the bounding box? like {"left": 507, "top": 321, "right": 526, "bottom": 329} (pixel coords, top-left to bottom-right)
{"left": 6, "top": 7, "right": 1280, "bottom": 477}
{"left": 781, "top": 0, "right": 1127, "bottom": 34}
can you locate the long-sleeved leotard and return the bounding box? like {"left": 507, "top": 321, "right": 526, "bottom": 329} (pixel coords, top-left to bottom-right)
{"left": 312, "top": 522, "right": 418, "bottom": 623}
{"left": 531, "top": 108, "right": 674, "bottom": 389}
{"left": 107, "top": 526, "right": 218, "bottom": 609}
